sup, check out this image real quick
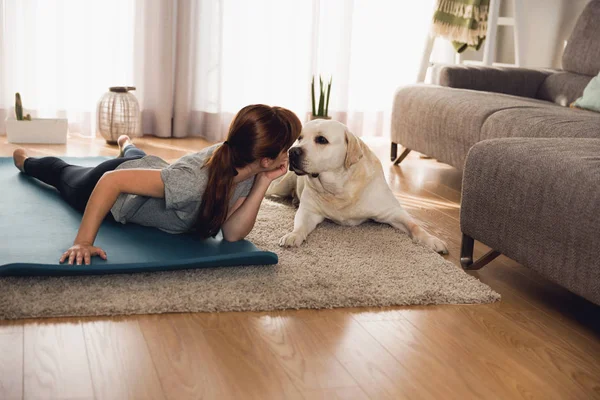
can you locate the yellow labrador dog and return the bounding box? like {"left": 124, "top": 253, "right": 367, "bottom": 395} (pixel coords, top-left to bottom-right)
{"left": 267, "top": 119, "right": 448, "bottom": 254}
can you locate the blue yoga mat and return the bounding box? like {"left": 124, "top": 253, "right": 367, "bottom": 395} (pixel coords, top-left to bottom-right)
{"left": 0, "top": 157, "right": 277, "bottom": 276}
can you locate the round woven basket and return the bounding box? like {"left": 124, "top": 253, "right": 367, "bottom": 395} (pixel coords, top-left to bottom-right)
{"left": 96, "top": 86, "right": 141, "bottom": 144}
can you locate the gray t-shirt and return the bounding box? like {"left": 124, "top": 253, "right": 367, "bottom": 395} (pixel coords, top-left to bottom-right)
{"left": 110, "top": 144, "right": 255, "bottom": 234}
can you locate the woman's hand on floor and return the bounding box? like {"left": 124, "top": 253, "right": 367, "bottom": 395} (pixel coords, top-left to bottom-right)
{"left": 59, "top": 243, "right": 107, "bottom": 265}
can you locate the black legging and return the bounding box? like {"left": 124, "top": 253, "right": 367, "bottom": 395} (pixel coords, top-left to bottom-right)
{"left": 23, "top": 146, "right": 147, "bottom": 215}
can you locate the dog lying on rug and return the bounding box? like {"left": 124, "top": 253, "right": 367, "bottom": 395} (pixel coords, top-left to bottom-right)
{"left": 266, "top": 119, "right": 448, "bottom": 254}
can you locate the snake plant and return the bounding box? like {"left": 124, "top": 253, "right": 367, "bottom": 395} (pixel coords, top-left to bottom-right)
{"left": 311, "top": 75, "right": 332, "bottom": 118}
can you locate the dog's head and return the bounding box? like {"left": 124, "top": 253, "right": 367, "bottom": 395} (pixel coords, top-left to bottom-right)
{"left": 288, "top": 119, "right": 363, "bottom": 177}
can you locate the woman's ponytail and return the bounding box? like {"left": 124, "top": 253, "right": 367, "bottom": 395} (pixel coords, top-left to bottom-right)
{"left": 195, "top": 143, "right": 237, "bottom": 238}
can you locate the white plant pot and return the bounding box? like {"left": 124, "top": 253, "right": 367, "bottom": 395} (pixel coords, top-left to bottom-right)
{"left": 6, "top": 118, "right": 68, "bottom": 144}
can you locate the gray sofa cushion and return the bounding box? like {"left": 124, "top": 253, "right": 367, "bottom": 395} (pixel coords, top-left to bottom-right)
{"left": 562, "top": 0, "right": 600, "bottom": 77}
{"left": 480, "top": 102, "right": 600, "bottom": 141}
{"left": 461, "top": 138, "right": 600, "bottom": 305}
{"left": 536, "top": 72, "right": 593, "bottom": 106}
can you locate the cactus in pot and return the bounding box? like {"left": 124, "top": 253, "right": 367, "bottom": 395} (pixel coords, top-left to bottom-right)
{"left": 15, "top": 93, "right": 32, "bottom": 121}
{"left": 15, "top": 93, "right": 23, "bottom": 121}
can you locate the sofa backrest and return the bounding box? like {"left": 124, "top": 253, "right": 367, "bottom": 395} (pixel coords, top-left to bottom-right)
{"left": 562, "top": 0, "right": 600, "bottom": 77}
{"left": 537, "top": 72, "right": 592, "bottom": 106}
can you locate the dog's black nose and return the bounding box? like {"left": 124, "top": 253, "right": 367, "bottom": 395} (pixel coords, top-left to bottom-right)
{"left": 289, "top": 147, "right": 303, "bottom": 159}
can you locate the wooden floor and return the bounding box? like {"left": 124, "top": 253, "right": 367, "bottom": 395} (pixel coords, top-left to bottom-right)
{"left": 1, "top": 134, "right": 600, "bottom": 400}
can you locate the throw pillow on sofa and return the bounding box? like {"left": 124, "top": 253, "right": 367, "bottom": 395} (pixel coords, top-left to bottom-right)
{"left": 572, "top": 72, "right": 600, "bottom": 112}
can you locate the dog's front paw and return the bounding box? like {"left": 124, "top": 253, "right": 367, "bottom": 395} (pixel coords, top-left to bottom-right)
{"left": 279, "top": 232, "right": 304, "bottom": 247}
{"left": 414, "top": 233, "right": 448, "bottom": 254}
{"left": 422, "top": 235, "right": 448, "bottom": 254}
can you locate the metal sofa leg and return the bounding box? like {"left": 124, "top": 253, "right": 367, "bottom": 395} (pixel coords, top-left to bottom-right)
{"left": 460, "top": 233, "right": 501, "bottom": 270}
{"left": 391, "top": 142, "right": 412, "bottom": 165}
{"left": 393, "top": 147, "right": 411, "bottom": 165}
{"left": 460, "top": 233, "right": 475, "bottom": 268}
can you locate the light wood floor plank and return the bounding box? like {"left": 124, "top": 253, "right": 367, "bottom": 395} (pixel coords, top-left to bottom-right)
{"left": 23, "top": 321, "right": 94, "bottom": 400}
{"left": 300, "top": 387, "right": 370, "bottom": 400}
{"left": 361, "top": 315, "right": 564, "bottom": 400}
{"left": 0, "top": 329, "right": 23, "bottom": 400}
{"left": 411, "top": 306, "right": 596, "bottom": 399}
{"left": 301, "top": 314, "right": 440, "bottom": 400}
{"left": 187, "top": 313, "right": 305, "bottom": 399}
{"left": 243, "top": 314, "right": 361, "bottom": 392}
{"left": 0, "top": 320, "right": 26, "bottom": 334}
{"left": 82, "top": 318, "right": 165, "bottom": 400}
{"left": 140, "top": 312, "right": 306, "bottom": 400}
{"left": 456, "top": 306, "right": 600, "bottom": 395}
{"left": 138, "top": 313, "right": 234, "bottom": 400}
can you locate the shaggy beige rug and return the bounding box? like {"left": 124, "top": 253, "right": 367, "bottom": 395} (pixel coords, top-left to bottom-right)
{"left": 0, "top": 200, "right": 499, "bottom": 320}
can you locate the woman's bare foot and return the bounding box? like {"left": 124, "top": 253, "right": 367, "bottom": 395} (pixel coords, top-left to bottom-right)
{"left": 117, "top": 135, "right": 133, "bottom": 157}
{"left": 13, "top": 149, "right": 29, "bottom": 172}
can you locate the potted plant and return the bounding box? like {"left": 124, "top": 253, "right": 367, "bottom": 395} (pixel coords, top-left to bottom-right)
{"left": 310, "top": 75, "right": 332, "bottom": 120}
{"left": 6, "top": 93, "right": 68, "bottom": 144}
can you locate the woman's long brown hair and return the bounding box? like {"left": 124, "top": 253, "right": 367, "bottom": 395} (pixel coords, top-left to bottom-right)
{"left": 196, "top": 104, "right": 302, "bottom": 238}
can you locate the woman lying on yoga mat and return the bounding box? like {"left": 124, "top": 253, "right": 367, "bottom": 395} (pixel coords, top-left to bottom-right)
{"left": 12, "top": 104, "right": 301, "bottom": 266}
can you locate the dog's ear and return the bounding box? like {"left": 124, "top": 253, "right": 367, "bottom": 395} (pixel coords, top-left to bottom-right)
{"left": 344, "top": 129, "right": 364, "bottom": 169}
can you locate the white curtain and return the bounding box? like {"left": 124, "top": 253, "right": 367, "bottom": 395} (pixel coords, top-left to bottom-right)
{"left": 1, "top": 0, "right": 434, "bottom": 140}
{"left": 0, "top": 0, "right": 138, "bottom": 136}
{"left": 0, "top": 0, "right": 175, "bottom": 138}
{"left": 174, "top": 0, "right": 435, "bottom": 140}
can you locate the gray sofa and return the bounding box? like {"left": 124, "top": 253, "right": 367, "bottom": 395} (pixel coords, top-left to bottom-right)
{"left": 391, "top": 0, "right": 600, "bottom": 305}
{"left": 391, "top": 0, "right": 600, "bottom": 169}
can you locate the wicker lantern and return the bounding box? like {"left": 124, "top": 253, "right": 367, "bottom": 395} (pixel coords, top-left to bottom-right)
{"left": 96, "top": 86, "right": 141, "bottom": 144}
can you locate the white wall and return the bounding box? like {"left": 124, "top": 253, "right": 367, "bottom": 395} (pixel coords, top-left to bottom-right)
{"left": 440, "top": 0, "right": 591, "bottom": 69}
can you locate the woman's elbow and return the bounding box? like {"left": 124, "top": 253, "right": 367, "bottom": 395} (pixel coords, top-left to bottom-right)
{"left": 99, "top": 171, "right": 120, "bottom": 191}
{"left": 222, "top": 228, "right": 246, "bottom": 242}
{"left": 223, "top": 233, "right": 244, "bottom": 242}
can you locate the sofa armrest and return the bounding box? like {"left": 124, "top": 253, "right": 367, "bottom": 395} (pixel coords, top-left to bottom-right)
{"left": 439, "top": 65, "right": 553, "bottom": 98}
